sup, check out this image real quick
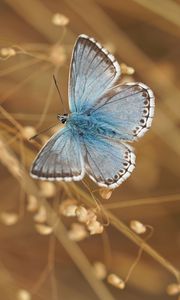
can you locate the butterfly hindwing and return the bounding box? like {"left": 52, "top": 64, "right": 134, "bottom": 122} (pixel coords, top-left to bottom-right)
{"left": 30, "top": 128, "right": 84, "bottom": 181}
{"left": 90, "top": 82, "right": 155, "bottom": 141}
{"left": 82, "top": 135, "right": 136, "bottom": 188}
{"left": 69, "top": 34, "right": 121, "bottom": 113}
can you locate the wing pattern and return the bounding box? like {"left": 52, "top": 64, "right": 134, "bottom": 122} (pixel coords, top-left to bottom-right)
{"left": 91, "top": 82, "right": 155, "bottom": 141}
{"left": 69, "top": 34, "right": 121, "bottom": 113}
{"left": 82, "top": 135, "right": 136, "bottom": 188}
{"left": 30, "top": 128, "right": 84, "bottom": 181}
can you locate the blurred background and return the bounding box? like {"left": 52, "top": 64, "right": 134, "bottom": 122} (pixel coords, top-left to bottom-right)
{"left": 0, "top": 0, "right": 180, "bottom": 299}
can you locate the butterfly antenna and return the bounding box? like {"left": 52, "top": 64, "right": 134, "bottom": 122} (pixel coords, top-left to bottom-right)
{"left": 29, "top": 122, "right": 59, "bottom": 140}
{"left": 53, "top": 74, "right": 66, "bottom": 114}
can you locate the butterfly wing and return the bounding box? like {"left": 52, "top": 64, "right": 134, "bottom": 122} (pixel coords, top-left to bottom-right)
{"left": 68, "top": 34, "right": 121, "bottom": 113}
{"left": 82, "top": 134, "right": 135, "bottom": 188}
{"left": 89, "top": 82, "right": 155, "bottom": 141}
{"left": 30, "top": 127, "right": 84, "bottom": 181}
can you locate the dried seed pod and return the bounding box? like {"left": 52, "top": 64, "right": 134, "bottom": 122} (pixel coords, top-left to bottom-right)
{"left": 50, "top": 45, "right": 66, "bottom": 66}
{"left": 99, "top": 188, "right": 113, "bottom": 200}
{"left": 130, "top": 220, "right": 146, "bottom": 234}
{"left": 93, "top": 261, "right": 107, "bottom": 280}
{"left": 120, "top": 63, "right": 135, "bottom": 75}
{"left": 40, "top": 182, "right": 56, "bottom": 198}
{"left": 166, "top": 283, "right": 180, "bottom": 295}
{"left": 85, "top": 209, "right": 97, "bottom": 223}
{"left": 17, "top": 289, "right": 31, "bottom": 300}
{"left": 0, "top": 212, "right": 18, "bottom": 226}
{"left": 52, "top": 13, "right": 69, "bottom": 26}
{"left": 0, "top": 47, "right": 16, "bottom": 57}
{"left": 87, "top": 220, "right": 104, "bottom": 235}
{"left": 62, "top": 204, "right": 78, "bottom": 217}
{"left": 75, "top": 206, "right": 89, "bottom": 222}
{"left": 27, "top": 195, "right": 38, "bottom": 212}
{"left": 59, "top": 199, "right": 78, "bottom": 216}
{"left": 76, "top": 206, "right": 97, "bottom": 224}
{"left": 21, "top": 126, "right": 37, "bottom": 140}
{"left": 33, "top": 205, "right": 47, "bottom": 223}
{"left": 35, "top": 224, "right": 53, "bottom": 235}
{"left": 107, "top": 273, "right": 125, "bottom": 289}
{"left": 68, "top": 223, "right": 88, "bottom": 241}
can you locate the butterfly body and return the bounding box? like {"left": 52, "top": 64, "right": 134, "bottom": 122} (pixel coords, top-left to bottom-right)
{"left": 65, "top": 112, "right": 116, "bottom": 140}
{"left": 67, "top": 113, "right": 95, "bottom": 135}
{"left": 30, "top": 34, "right": 155, "bottom": 189}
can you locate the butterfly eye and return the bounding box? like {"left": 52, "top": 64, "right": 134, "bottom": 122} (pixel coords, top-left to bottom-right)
{"left": 57, "top": 114, "right": 68, "bottom": 124}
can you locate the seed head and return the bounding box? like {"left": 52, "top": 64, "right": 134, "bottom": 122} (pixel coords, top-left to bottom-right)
{"left": 0, "top": 212, "right": 18, "bottom": 226}
{"left": 17, "top": 289, "right": 31, "bottom": 300}
{"left": 166, "top": 283, "right": 180, "bottom": 295}
{"left": 87, "top": 219, "right": 104, "bottom": 235}
{"left": 68, "top": 223, "right": 88, "bottom": 241}
{"left": 130, "top": 220, "right": 146, "bottom": 234}
{"left": 107, "top": 274, "right": 125, "bottom": 289}
{"left": 40, "top": 182, "right": 56, "bottom": 198}
{"left": 99, "top": 188, "right": 113, "bottom": 200}
{"left": 35, "top": 224, "right": 53, "bottom": 235}
{"left": 93, "top": 261, "right": 107, "bottom": 280}
{"left": 27, "top": 195, "right": 38, "bottom": 212}
{"left": 21, "top": 126, "right": 37, "bottom": 140}
{"left": 1, "top": 47, "right": 16, "bottom": 57}
{"left": 59, "top": 199, "right": 78, "bottom": 216}
{"left": 33, "top": 205, "right": 47, "bottom": 223}
{"left": 52, "top": 13, "right": 69, "bottom": 26}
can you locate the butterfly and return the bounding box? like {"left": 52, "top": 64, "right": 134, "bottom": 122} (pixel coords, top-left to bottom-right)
{"left": 30, "top": 34, "right": 155, "bottom": 189}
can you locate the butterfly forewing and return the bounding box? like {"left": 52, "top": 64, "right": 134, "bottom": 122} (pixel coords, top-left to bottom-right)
{"left": 68, "top": 34, "right": 121, "bottom": 113}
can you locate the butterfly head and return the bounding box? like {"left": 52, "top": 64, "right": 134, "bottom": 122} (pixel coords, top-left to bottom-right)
{"left": 57, "top": 113, "right": 69, "bottom": 124}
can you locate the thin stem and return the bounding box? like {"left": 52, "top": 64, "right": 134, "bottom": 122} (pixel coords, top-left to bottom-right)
{"left": 0, "top": 105, "right": 24, "bottom": 132}
{"left": 35, "top": 66, "right": 60, "bottom": 129}
{"left": 70, "top": 183, "right": 180, "bottom": 282}
{"left": 109, "top": 212, "right": 180, "bottom": 282}
{"left": 0, "top": 57, "right": 40, "bottom": 77}
{"left": 0, "top": 62, "right": 52, "bottom": 105}
{"left": 104, "top": 193, "right": 180, "bottom": 210}
{"left": 43, "top": 200, "right": 116, "bottom": 300}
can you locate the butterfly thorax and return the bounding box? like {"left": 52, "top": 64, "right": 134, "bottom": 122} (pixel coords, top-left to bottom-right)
{"left": 65, "top": 112, "right": 119, "bottom": 140}
{"left": 66, "top": 113, "right": 98, "bottom": 136}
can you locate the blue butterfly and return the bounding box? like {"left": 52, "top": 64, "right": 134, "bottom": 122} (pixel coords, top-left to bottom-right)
{"left": 30, "top": 34, "right": 155, "bottom": 189}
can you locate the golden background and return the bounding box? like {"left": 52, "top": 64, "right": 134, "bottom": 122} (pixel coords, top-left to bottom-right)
{"left": 0, "top": 0, "right": 180, "bottom": 299}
